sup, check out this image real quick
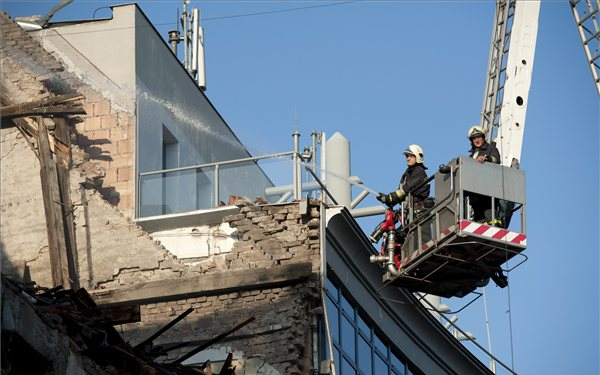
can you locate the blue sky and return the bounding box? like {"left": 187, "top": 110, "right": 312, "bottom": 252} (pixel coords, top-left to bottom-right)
{"left": 3, "top": 1, "right": 599, "bottom": 374}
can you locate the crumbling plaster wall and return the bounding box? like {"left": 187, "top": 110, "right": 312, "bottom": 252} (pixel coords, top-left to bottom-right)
{"left": 0, "top": 12, "right": 192, "bottom": 289}
{"left": 0, "top": 11, "right": 135, "bottom": 214}
{"left": 120, "top": 202, "right": 323, "bottom": 375}
{"left": 1, "top": 12, "right": 325, "bottom": 373}
{"left": 0, "top": 127, "right": 193, "bottom": 289}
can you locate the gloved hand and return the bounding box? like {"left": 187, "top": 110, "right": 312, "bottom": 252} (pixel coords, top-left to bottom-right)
{"left": 377, "top": 192, "right": 395, "bottom": 206}
{"left": 378, "top": 189, "right": 407, "bottom": 206}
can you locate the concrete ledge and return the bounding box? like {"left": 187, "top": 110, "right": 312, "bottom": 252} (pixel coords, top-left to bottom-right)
{"left": 91, "top": 262, "right": 313, "bottom": 306}
{"left": 135, "top": 206, "right": 240, "bottom": 232}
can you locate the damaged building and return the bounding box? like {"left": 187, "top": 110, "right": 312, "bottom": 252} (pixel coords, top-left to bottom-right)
{"left": 1, "top": 4, "right": 494, "bottom": 375}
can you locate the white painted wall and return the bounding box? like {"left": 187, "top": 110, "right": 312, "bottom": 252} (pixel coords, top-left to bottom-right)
{"left": 37, "top": 6, "right": 137, "bottom": 97}
{"left": 151, "top": 222, "right": 237, "bottom": 259}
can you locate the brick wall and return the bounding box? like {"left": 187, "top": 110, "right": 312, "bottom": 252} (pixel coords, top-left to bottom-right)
{"left": 74, "top": 90, "right": 135, "bottom": 213}
{"left": 0, "top": 12, "right": 135, "bottom": 215}
{"left": 119, "top": 201, "right": 323, "bottom": 374}
{"left": 2, "top": 12, "right": 325, "bottom": 373}
{"left": 223, "top": 203, "right": 321, "bottom": 272}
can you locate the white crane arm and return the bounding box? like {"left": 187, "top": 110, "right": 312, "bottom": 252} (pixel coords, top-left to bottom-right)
{"left": 494, "top": 1, "right": 540, "bottom": 168}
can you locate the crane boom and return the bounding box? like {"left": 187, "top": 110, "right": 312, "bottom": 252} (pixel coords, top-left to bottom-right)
{"left": 480, "top": 0, "right": 513, "bottom": 141}
{"left": 494, "top": 1, "right": 540, "bottom": 168}
{"left": 570, "top": 0, "right": 600, "bottom": 96}
{"left": 480, "top": 0, "right": 540, "bottom": 168}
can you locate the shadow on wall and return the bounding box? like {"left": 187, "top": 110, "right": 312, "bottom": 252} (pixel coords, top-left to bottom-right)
{"left": 73, "top": 128, "right": 123, "bottom": 207}
{"left": 0, "top": 241, "right": 32, "bottom": 286}
{"left": 96, "top": 185, "right": 121, "bottom": 207}
{"left": 74, "top": 129, "right": 114, "bottom": 162}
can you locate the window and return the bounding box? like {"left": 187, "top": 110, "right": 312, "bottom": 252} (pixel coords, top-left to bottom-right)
{"left": 324, "top": 276, "right": 414, "bottom": 375}
{"left": 162, "top": 125, "right": 179, "bottom": 214}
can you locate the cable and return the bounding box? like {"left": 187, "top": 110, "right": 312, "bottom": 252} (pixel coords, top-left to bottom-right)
{"left": 22, "top": 0, "right": 363, "bottom": 38}
{"left": 506, "top": 268, "right": 515, "bottom": 369}
{"left": 201, "top": 0, "right": 362, "bottom": 22}
{"left": 482, "top": 286, "right": 495, "bottom": 372}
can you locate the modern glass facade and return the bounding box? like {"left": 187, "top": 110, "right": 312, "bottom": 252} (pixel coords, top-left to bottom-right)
{"left": 324, "top": 276, "right": 419, "bottom": 375}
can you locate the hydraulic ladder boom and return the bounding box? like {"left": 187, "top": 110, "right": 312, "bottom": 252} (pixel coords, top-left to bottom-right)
{"left": 570, "top": 0, "right": 600, "bottom": 96}
{"left": 480, "top": 0, "right": 540, "bottom": 168}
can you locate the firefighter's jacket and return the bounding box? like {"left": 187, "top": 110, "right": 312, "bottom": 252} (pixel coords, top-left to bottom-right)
{"left": 398, "top": 164, "right": 430, "bottom": 204}
{"left": 469, "top": 141, "right": 500, "bottom": 164}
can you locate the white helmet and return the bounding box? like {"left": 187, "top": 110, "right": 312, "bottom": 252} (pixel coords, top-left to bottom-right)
{"left": 403, "top": 144, "right": 424, "bottom": 164}
{"left": 467, "top": 125, "right": 486, "bottom": 140}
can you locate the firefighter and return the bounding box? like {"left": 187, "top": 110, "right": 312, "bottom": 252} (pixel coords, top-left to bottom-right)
{"left": 376, "top": 144, "right": 430, "bottom": 208}
{"left": 466, "top": 125, "right": 504, "bottom": 226}
{"left": 467, "top": 125, "right": 500, "bottom": 164}
{"left": 373, "top": 145, "right": 432, "bottom": 249}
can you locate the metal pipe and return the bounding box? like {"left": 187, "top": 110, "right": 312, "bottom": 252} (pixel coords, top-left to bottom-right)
{"left": 350, "top": 190, "right": 369, "bottom": 209}
{"left": 168, "top": 30, "right": 180, "bottom": 55}
{"left": 320, "top": 132, "right": 327, "bottom": 202}
{"left": 369, "top": 254, "right": 388, "bottom": 263}
{"left": 182, "top": 1, "right": 188, "bottom": 72}
{"left": 293, "top": 131, "right": 301, "bottom": 200}
{"left": 265, "top": 176, "right": 362, "bottom": 197}
{"left": 136, "top": 173, "right": 141, "bottom": 218}
{"left": 265, "top": 181, "right": 320, "bottom": 196}
{"left": 214, "top": 164, "right": 219, "bottom": 207}
{"left": 318, "top": 201, "right": 337, "bottom": 375}
{"left": 192, "top": 8, "right": 199, "bottom": 73}
{"left": 139, "top": 151, "right": 294, "bottom": 177}
{"left": 350, "top": 206, "right": 386, "bottom": 218}
{"left": 311, "top": 130, "right": 318, "bottom": 181}
{"left": 304, "top": 164, "right": 338, "bottom": 205}
{"left": 39, "top": 0, "right": 74, "bottom": 27}
{"left": 275, "top": 191, "right": 292, "bottom": 204}
{"left": 197, "top": 26, "right": 206, "bottom": 90}
{"left": 387, "top": 254, "right": 401, "bottom": 276}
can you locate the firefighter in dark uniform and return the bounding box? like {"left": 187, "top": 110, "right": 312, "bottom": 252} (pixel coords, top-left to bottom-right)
{"left": 468, "top": 125, "right": 500, "bottom": 164}
{"left": 372, "top": 144, "right": 431, "bottom": 248}
{"left": 467, "top": 126, "right": 503, "bottom": 225}
{"left": 377, "top": 144, "right": 430, "bottom": 208}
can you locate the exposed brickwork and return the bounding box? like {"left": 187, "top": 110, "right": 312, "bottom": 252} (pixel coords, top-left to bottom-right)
{"left": 119, "top": 201, "right": 322, "bottom": 373}
{"left": 1, "top": 10, "right": 324, "bottom": 373}
{"left": 0, "top": 12, "right": 134, "bottom": 215}
{"left": 223, "top": 203, "right": 321, "bottom": 272}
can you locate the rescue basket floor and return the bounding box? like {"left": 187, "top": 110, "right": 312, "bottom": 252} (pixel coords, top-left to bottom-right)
{"left": 384, "top": 222, "right": 527, "bottom": 298}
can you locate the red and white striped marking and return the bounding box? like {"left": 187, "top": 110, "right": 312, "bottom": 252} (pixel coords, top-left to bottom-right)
{"left": 459, "top": 220, "right": 526, "bottom": 246}
{"left": 395, "top": 221, "right": 526, "bottom": 270}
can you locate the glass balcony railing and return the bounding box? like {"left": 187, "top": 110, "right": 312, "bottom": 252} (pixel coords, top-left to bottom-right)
{"left": 137, "top": 152, "right": 295, "bottom": 218}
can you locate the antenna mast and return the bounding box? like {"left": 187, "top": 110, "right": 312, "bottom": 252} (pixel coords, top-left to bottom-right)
{"left": 168, "top": 0, "right": 206, "bottom": 91}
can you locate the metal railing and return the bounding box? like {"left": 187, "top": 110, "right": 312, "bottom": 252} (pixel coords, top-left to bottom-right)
{"left": 136, "top": 151, "right": 294, "bottom": 218}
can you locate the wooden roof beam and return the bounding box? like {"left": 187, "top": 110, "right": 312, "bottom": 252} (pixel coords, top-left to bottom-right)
{"left": 1, "top": 93, "right": 85, "bottom": 119}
